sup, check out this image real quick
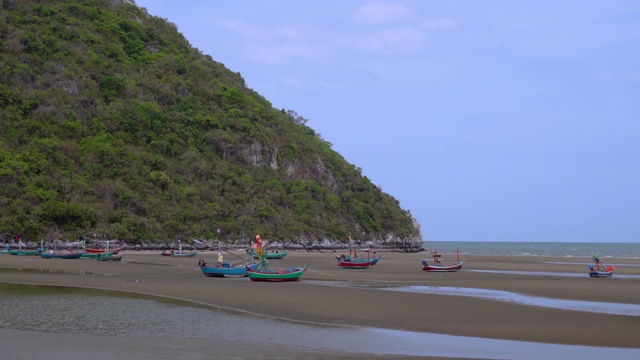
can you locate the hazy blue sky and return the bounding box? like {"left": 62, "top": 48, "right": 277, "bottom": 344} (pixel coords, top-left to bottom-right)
{"left": 134, "top": 1, "right": 640, "bottom": 243}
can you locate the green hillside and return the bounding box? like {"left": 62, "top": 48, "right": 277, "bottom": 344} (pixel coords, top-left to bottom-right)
{"left": 0, "top": 0, "right": 421, "bottom": 245}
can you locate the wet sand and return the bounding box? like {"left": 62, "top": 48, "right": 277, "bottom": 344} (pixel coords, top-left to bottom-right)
{"left": 1, "top": 251, "right": 640, "bottom": 357}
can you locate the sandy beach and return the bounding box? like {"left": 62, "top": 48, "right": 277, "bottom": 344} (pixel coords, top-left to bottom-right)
{"left": 1, "top": 250, "right": 639, "bottom": 358}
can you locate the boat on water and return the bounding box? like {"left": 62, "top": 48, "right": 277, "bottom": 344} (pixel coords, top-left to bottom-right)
{"left": 588, "top": 253, "right": 614, "bottom": 278}
{"left": 246, "top": 234, "right": 307, "bottom": 282}
{"left": 40, "top": 249, "right": 84, "bottom": 259}
{"left": 422, "top": 248, "right": 464, "bottom": 272}
{"left": 198, "top": 259, "right": 259, "bottom": 277}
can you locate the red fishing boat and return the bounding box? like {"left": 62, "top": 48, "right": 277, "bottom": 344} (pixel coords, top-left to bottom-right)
{"left": 422, "top": 248, "right": 464, "bottom": 272}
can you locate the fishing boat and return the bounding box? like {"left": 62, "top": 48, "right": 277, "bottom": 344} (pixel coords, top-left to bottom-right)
{"left": 337, "top": 258, "right": 373, "bottom": 269}
{"left": 85, "top": 247, "right": 121, "bottom": 254}
{"left": 172, "top": 250, "right": 198, "bottom": 257}
{"left": 9, "top": 248, "right": 41, "bottom": 256}
{"left": 422, "top": 248, "right": 464, "bottom": 272}
{"left": 247, "top": 234, "right": 307, "bottom": 282}
{"left": 171, "top": 240, "right": 198, "bottom": 257}
{"left": 247, "top": 266, "right": 307, "bottom": 281}
{"left": 198, "top": 259, "right": 259, "bottom": 277}
{"left": 336, "top": 247, "right": 380, "bottom": 269}
{"left": 97, "top": 240, "right": 122, "bottom": 261}
{"left": 96, "top": 253, "right": 123, "bottom": 261}
{"left": 263, "top": 251, "right": 287, "bottom": 259}
{"left": 588, "top": 253, "right": 614, "bottom": 278}
{"left": 40, "top": 249, "right": 84, "bottom": 259}
{"left": 250, "top": 242, "right": 288, "bottom": 259}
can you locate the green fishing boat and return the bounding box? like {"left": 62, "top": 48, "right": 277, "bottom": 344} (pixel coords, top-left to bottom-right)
{"left": 9, "top": 249, "right": 41, "bottom": 256}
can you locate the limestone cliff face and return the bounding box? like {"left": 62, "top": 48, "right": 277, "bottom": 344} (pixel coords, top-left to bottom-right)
{"left": 244, "top": 142, "right": 339, "bottom": 196}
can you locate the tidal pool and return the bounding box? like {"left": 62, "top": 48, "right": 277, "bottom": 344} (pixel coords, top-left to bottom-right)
{"left": 379, "top": 285, "right": 640, "bottom": 316}
{"left": 1, "top": 282, "right": 638, "bottom": 359}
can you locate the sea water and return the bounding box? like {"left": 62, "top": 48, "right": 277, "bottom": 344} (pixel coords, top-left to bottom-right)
{"left": 423, "top": 241, "right": 640, "bottom": 258}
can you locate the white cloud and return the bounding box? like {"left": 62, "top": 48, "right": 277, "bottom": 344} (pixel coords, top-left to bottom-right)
{"left": 352, "top": 27, "right": 426, "bottom": 53}
{"left": 354, "top": 3, "right": 410, "bottom": 23}
{"left": 421, "top": 17, "right": 458, "bottom": 30}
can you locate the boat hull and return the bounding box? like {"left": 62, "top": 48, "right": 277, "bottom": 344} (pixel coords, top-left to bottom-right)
{"left": 40, "top": 252, "right": 84, "bottom": 259}
{"left": 422, "top": 259, "right": 465, "bottom": 272}
{"left": 96, "top": 253, "right": 123, "bottom": 261}
{"left": 338, "top": 260, "right": 373, "bottom": 269}
{"left": 588, "top": 265, "right": 614, "bottom": 278}
{"left": 247, "top": 266, "right": 307, "bottom": 282}
{"left": 9, "top": 249, "right": 41, "bottom": 256}
{"left": 85, "top": 248, "right": 121, "bottom": 254}
{"left": 81, "top": 251, "right": 116, "bottom": 259}
{"left": 171, "top": 251, "right": 198, "bottom": 257}
{"left": 200, "top": 263, "right": 259, "bottom": 277}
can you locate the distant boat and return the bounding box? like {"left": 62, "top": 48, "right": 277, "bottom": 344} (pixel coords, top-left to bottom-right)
{"left": 166, "top": 240, "right": 197, "bottom": 257}
{"left": 9, "top": 249, "right": 41, "bottom": 256}
{"left": 336, "top": 247, "right": 380, "bottom": 269}
{"left": 422, "top": 248, "right": 464, "bottom": 272}
{"left": 85, "top": 247, "right": 121, "bottom": 254}
{"left": 96, "top": 252, "right": 123, "bottom": 261}
{"left": 172, "top": 250, "right": 198, "bottom": 257}
{"left": 588, "top": 253, "right": 614, "bottom": 278}
{"left": 198, "top": 259, "right": 259, "bottom": 277}
{"left": 40, "top": 249, "right": 84, "bottom": 259}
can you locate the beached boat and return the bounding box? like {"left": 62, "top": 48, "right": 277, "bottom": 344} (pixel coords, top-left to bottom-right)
{"left": 588, "top": 254, "right": 614, "bottom": 278}
{"left": 422, "top": 248, "right": 464, "bottom": 272}
{"left": 247, "top": 265, "right": 307, "bottom": 282}
{"left": 171, "top": 241, "right": 197, "bottom": 257}
{"left": 247, "top": 234, "right": 307, "bottom": 282}
{"left": 338, "top": 258, "right": 373, "bottom": 269}
{"left": 263, "top": 252, "right": 287, "bottom": 259}
{"left": 85, "top": 247, "right": 121, "bottom": 254}
{"left": 160, "top": 250, "right": 173, "bottom": 256}
{"left": 198, "top": 259, "right": 259, "bottom": 277}
{"left": 250, "top": 243, "right": 288, "bottom": 259}
{"left": 337, "top": 247, "right": 380, "bottom": 269}
{"left": 40, "top": 249, "right": 84, "bottom": 259}
{"left": 96, "top": 252, "right": 123, "bottom": 261}
{"left": 172, "top": 250, "right": 198, "bottom": 257}
{"left": 9, "top": 249, "right": 41, "bottom": 256}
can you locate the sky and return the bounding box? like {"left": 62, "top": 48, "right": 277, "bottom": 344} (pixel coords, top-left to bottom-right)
{"left": 133, "top": 1, "right": 640, "bottom": 243}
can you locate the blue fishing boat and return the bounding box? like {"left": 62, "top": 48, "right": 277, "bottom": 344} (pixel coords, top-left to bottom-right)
{"left": 40, "top": 250, "right": 84, "bottom": 259}
{"left": 198, "top": 259, "right": 259, "bottom": 277}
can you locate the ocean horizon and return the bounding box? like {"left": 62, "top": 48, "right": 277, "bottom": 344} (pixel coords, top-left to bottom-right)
{"left": 422, "top": 241, "right": 640, "bottom": 258}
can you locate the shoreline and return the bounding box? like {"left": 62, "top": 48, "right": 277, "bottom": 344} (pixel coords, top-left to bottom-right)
{"left": 2, "top": 252, "right": 640, "bottom": 351}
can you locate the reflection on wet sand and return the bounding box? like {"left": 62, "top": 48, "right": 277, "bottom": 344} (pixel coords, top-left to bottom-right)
{"left": 380, "top": 285, "right": 640, "bottom": 316}
{"left": 2, "top": 283, "right": 639, "bottom": 360}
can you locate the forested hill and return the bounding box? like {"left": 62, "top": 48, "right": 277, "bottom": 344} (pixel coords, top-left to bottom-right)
{"left": 0, "top": 0, "right": 422, "bottom": 247}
